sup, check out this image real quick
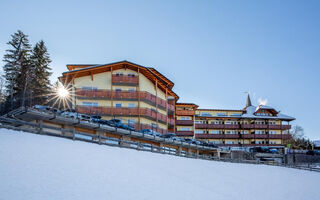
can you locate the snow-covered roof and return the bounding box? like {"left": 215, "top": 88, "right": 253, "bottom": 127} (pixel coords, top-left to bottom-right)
{"left": 242, "top": 105, "right": 295, "bottom": 121}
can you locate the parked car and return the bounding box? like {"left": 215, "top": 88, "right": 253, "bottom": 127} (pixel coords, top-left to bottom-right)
{"left": 61, "top": 108, "right": 77, "bottom": 118}
{"left": 172, "top": 136, "right": 185, "bottom": 142}
{"left": 33, "top": 105, "right": 60, "bottom": 113}
{"left": 121, "top": 124, "right": 135, "bottom": 131}
{"left": 90, "top": 115, "right": 101, "bottom": 123}
{"left": 306, "top": 150, "right": 320, "bottom": 156}
{"left": 161, "top": 133, "right": 176, "bottom": 138}
{"left": 79, "top": 114, "right": 91, "bottom": 121}
{"left": 139, "top": 129, "right": 161, "bottom": 137}
{"left": 207, "top": 142, "right": 218, "bottom": 148}
{"left": 250, "top": 147, "right": 270, "bottom": 153}
{"left": 269, "top": 148, "right": 279, "bottom": 154}
{"left": 108, "top": 119, "right": 123, "bottom": 128}
{"left": 184, "top": 138, "right": 201, "bottom": 145}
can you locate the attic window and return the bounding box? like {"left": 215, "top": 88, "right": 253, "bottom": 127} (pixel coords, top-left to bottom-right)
{"left": 127, "top": 73, "right": 136, "bottom": 77}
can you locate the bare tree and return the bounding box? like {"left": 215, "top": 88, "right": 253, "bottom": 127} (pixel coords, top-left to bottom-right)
{"left": 291, "top": 125, "right": 305, "bottom": 140}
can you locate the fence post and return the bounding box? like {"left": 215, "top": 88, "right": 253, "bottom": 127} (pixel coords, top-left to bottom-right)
{"left": 177, "top": 146, "right": 182, "bottom": 156}
{"left": 38, "top": 120, "right": 43, "bottom": 134}
{"left": 72, "top": 127, "right": 75, "bottom": 140}
{"left": 159, "top": 143, "right": 164, "bottom": 153}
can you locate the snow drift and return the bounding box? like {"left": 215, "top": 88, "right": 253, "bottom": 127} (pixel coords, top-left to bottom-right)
{"left": 0, "top": 128, "right": 319, "bottom": 200}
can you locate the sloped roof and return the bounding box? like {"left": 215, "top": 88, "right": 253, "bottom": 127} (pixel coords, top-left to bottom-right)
{"left": 59, "top": 60, "right": 179, "bottom": 100}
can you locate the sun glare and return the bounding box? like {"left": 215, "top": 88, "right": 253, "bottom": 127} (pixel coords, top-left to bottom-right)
{"left": 57, "top": 86, "right": 69, "bottom": 98}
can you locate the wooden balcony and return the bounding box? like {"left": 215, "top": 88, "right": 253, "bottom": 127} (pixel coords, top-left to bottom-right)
{"left": 175, "top": 110, "right": 195, "bottom": 116}
{"left": 195, "top": 124, "right": 239, "bottom": 129}
{"left": 241, "top": 124, "right": 292, "bottom": 130}
{"left": 280, "top": 125, "right": 291, "bottom": 130}
{"left": 176, "top": 131, "right": 194, "bottom": 136}
{"left": 77, "top": 106, "right": 174, "bottom": 125}
{"left": 112, "top": 74, "right": 139, "bottom": 86}
{"left": 75, "top": 89, "right": 174, "bottom": 113}
{"left": 224, "top": 134, "right": 240, "bottom": 139}
{"left": 224, "top": 124, "right": 240, "bottom": 129}
{"left": 176, "top": 120, "right": 193, "bottom": 126}
{"left": 241, "top": 134, "right": 292, "bottom": 139}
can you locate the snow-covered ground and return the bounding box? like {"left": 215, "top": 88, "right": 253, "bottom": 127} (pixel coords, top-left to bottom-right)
{"left": 1, "top": 129, "right": 319, "bottom": 200}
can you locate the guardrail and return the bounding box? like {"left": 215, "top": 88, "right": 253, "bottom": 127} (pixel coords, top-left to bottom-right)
{"left": 0, "top": 118, "right": 215, "bottom": 160}
{"left": 1, "top": 107, "right": 319, "bottom": 173}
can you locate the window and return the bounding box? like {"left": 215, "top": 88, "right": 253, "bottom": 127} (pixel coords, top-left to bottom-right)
{"left": 115, "top": 73, "right": 123, "bottom": 76}
{"left": 226, "top": 130, "right": 237, "bottom": 134}
{"left": 82, "top": 102, "right": 98, "bottom": 107}
{"left": 195, "top": 120, "right": 204, "bottom": 124}
{"left": 209, "top": 130, "right": 220, "bottom": 134}
{"left": 115, "top": 103, "right": 122, "bottom": 108}
{"left": 180, "top": 116, "right": 191, "bottom": 120}
{"left": 194, "top": 130, "right": 205, "bottom": 134}
{"left": 82, "top": 86, "right": 98, "bottom": 91}
{"left": 128, "top": 103, "right": 135, "bottom": 108}
{"left": 180, "top": 127, "right": 191, "bottom": 131}
{"left": 127, "top": 73, "right": 136, "bottom": 77}
{"left": 200, "top": 112, "right": 212, "bottom": 117}
{"left": 255, "top": 130, "right": 265, "bottom": 134}
{"left": 268, "top": 121, "right": 276, "bottom": 125}
{"left": 269, "top": 131, "right": 276, "bottom": 135}
{"left": 115, "top": 88, "right": 122, "bottom": 92}
{"left": 128, "top": 88, "right": 135, "bottom": 92}
{"left": 225, "top": 121, "right": 237, "bottom": 125}
{"left": 225, "top": 141, "right": 235, "bottom": 145}
{"left": 216, "top": 113, "right": 227, "bottom": 116}
{"left": 230, "top": 113, "right": 241, "bottom": 116}
{"left": 151, "top": 123, "right": 158, "bottom": 128}
{"left": 240, "top": 130, "right": 248, "bottom": 134}
{"left": 210, "top": 121, "right": 222, "bottom": 124}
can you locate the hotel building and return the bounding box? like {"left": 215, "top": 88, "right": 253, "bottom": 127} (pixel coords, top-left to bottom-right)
{"left": 60, "top": 60, "right": 295, "bottom": 147}
{"left": 59, "top": 61, "right": 178, "bottom": 134}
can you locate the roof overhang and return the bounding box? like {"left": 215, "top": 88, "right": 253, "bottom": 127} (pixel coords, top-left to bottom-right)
{"left": 59, "top": 60, "right": 179, "bottom": 100}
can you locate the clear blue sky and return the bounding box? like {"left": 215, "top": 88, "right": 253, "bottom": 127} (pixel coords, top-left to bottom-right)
{"left": 0, "top": 0, "right": 319, "bottom": 139}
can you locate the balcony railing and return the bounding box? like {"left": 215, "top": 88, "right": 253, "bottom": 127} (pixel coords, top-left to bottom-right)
{"left": 75, "top": 89, "right": 174, "bottom": 113}
{"left": 176, "top": 120, "right": 194, "bottom": 126}
{"left": 112, "top": 74, "right": 139, "bottom": 85}
{"left": 241, "top": 124, "right": 292, "bottom": 130}
{"left": 77, "top": 106, "right": 174, "bottom": 125}
{"left": 195, "top": 124, "right": 239, "bottom": 129}
{"left": 195, "top": 134, "right": 292, "bottom": 140}
{"left": 176, "top": 131, "right": 194, "bottom": 136}
{"left": 175, "top": 110, "right": 195, "bottom": 116}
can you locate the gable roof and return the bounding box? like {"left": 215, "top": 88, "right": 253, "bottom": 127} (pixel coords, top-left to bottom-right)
{"left": 59, "top": 60, "right": 179, "bottom": 100}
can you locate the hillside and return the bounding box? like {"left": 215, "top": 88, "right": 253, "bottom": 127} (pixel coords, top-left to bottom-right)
{"left": 0, "top": 128, "right": 319, "bottom": 200}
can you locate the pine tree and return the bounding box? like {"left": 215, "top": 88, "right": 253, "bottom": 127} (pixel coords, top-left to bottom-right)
{"left": 30, "top": 40, "right": 52, "bottom": 105}
{"left": 3, "top": 30, "right": 32, "bottom": 110}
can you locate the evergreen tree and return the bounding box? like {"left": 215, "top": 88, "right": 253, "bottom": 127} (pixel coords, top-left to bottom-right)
{"left": 3, "top": 30, "right": 32, "bottom": 110}
{"left": 30, "top": 40, "right": 52, "bottom": 105}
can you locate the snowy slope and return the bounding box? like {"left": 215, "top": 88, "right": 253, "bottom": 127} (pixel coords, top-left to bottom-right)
{"left": 0, "top": 129, "right": 319, "bottom": 200}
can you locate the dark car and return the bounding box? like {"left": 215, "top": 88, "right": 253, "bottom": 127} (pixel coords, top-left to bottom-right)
{"left": 172, "top": 136, "right": 185, "bottom": 142}
{"left": 139, "top": 129, "right": 152, "bottom": 135}
{"left": 185, "top": 138, "right": 200, "bottom": 145}
{"left": 121, "top": 124, "right": 135, "bottom": 131}
{"left": 139, "top": 129, "right": 161, "bottom": 137}
{"left": 306, "top": 150, "right": 320, "bottom": 156}
{"left": 90, "top": 115, "right": 101, "bottom": 123}
{"left": 207, "top": 142, "right": 218, "bottom": 148}
{"left": 161, "top": 133, "right": 176, "bottom": 138}
{"left": 108, "top": 119, "right": 122, "bottom": 128}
